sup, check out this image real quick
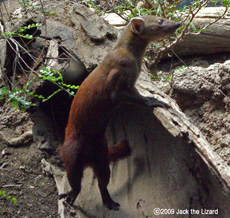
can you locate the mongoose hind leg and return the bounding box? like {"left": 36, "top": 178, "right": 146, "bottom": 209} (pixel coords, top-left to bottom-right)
{"left": 61, "top": 152, "right": 84, "bottom": 206}
{"left": 93, "top": 150, "right": 120, "bottom": 210}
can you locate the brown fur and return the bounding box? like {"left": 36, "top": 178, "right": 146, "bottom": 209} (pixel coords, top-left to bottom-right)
{"left": 60, "top": 15, "right": 180, "bottom": 210}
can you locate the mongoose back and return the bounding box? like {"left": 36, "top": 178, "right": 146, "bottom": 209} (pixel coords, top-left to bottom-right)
{"left": 60, "top": 15, "right": 180, "bottom": 210}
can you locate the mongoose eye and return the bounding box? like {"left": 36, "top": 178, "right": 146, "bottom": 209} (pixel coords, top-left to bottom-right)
{"left": 157, "top": 19, "right": 164, "bottom": 25}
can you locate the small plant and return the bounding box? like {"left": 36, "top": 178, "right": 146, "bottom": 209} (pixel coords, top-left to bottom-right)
{"left": 0, "top": 23, "right": 42, "bottom": 40}
{"left": 174, "top": 65, "right": 186, "bottom": 72}
{"left": 0, "top": 190, "right": 18, "bottom": 204}
{"left": 18, "top": 0, "right": 57, "bottom": 16}
{"left": 151, "top": 74, "right": 172, "bottom": 81}
{"left": 0, "top": 68, "right": 79, "bottom": 111}
{"left": 0, "top": 190, "right": 18, "bottom": 215}
{"left": 0, "top": 87, "right": 36, "bottom": 111}
{"left": 35, "top": 68, "right": 79, "bottom": 101}
{"left": 0, "top": 17, "right": 79, "bottom": 111}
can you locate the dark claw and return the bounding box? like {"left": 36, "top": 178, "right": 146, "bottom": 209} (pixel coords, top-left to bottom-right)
{"left": 58, "top": 191, "right": 77, "bottom": 206}
{"left": 104, "top": 201, "right": 120, "bottom": 210}
{"left": 58, "top": 193, "right": 68, "bottom": 200}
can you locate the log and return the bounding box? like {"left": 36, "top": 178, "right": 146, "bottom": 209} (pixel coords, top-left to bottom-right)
{"left": 173, "top": 7, "right": 230, "bottom": 57}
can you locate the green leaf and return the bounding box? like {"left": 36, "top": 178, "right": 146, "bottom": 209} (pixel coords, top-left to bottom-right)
{"left": 42, "top": 89, "right": 61, "bottom": 102}
{"left": 71, "top": 85, "right": 79, "bottom": 89}
{"left": 11, "top": 197, "right": 18, "bottom": 203}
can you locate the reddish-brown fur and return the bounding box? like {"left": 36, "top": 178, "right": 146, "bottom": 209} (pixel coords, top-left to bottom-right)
{"left": 60, "top": 15, "right": 180, "bottom": 210}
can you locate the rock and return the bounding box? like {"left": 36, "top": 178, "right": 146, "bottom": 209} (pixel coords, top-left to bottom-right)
{"left": 102, "top": 13, "right": 128, "bottom": 26}
{"left": 172, "top": 60, "right": 230, "bottom": 99}
{"left": 31, "top": 110, "right": 60, "bottom": 151}
{"left": 171, "top": 60, "right": 230, "bottom": 161}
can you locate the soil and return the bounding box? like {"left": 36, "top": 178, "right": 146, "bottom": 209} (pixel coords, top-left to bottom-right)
{"left": 0, "top": 103, "right": 61, "bottom": 218}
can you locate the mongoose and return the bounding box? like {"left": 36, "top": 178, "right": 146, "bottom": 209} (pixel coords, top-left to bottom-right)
{"left": 60, "top": 15, "right": 180, "bottom": 210}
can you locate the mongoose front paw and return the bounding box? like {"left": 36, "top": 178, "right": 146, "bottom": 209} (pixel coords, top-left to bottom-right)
{"left": 145, "top": 97, "right": 170, "bottom": 108}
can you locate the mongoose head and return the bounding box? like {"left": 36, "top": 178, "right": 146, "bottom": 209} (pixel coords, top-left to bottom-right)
{"left": 130, "top": 15, "right": 181, "bottom": 42}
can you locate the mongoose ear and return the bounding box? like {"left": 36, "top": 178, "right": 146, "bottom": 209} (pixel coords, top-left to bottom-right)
{"left": 131, "top": 17, "right": 145, "bottom": 34}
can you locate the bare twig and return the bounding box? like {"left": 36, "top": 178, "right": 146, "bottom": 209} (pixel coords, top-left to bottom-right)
{"left": 149, "top": 0, "right": 229, "bottom": 69}
{"left": 192, "top": 6, "right": 229, "bottom": 35}
{"left": 110, "top": 8, "right": 129, "bottom": 22}
{"left": 1, "top": 184, "right": 23, "bottom": 188}
{"left": 144, "top": 0, "right": 154, "bottom": 9}
{"left": 104, "top": 0, "right": 130, "bottom": 22}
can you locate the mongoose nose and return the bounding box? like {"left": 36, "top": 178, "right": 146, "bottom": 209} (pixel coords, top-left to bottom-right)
{"left": 176, "top": 22, "right": 181, "bottom": 27}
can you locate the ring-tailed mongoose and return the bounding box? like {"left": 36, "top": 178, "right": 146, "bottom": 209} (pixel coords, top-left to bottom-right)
{"left": 60, "top": 15, "right": 181, "bottom": 210}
